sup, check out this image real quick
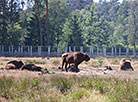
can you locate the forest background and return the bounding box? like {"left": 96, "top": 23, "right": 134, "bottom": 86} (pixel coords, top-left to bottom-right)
{"left": 0, "top": 0, "right": 138, "bottom": 51}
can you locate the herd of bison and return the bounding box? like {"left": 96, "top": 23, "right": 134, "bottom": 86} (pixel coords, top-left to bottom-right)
{"left": 1, "top": 52, "right": 135, "bottom": 74}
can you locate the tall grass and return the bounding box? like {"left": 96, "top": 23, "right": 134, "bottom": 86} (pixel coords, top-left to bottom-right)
{"left": 0, "top": 75, "right": 137, "bottom": 102}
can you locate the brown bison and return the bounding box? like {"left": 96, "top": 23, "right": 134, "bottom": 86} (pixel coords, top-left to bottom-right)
{"left": 61, "top": 53, "right": 71, "bottom": 68}
{"left": 61, "top": 52, "right": 90, "bottom": 72}
{"left": 119, "top": 58, "right": 134, "bottom": 71}
{"left": 21, "top": 64, "right": 42, "bottom": 71}
{"left": 5, "top": 60, "right": 24, "bottom": 70}
{"left": 5, "top": 63, "right": 16, "bottom": 70}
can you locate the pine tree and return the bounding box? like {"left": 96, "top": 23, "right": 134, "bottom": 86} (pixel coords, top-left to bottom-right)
{"left": 83, "top": 3, "right": 111, "bottom": 46}
{"left": 126, "top": 0, "right": 138, "bottom": 57}
{"left": 61, "top": 14, "right": 83, "bottom": 47}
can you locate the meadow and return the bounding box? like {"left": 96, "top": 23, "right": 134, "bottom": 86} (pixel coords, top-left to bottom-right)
{"left": 0, "top": 57, "right": 138, "bottom": 102}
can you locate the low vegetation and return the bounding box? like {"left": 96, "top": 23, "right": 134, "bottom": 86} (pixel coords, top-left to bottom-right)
{"left": 0, "top": 75, "right": 137, "bottom": 102}
{"left": 24, "top": 59, "right": 47, "bottom": 65}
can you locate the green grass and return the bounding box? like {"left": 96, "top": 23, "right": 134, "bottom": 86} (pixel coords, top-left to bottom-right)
{"left": 52, "top": 60, "right": 60, "bottom": 66}
{"left": 24, "top": 59, "right": 47, "bottom": 64}
{"left": 0, "top": 75, "right": 137, "bottom": 102}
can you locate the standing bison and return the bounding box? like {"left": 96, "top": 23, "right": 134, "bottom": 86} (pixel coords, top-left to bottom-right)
{"left": 119, "top": 58, "right": 134, "bottom": 71}
{"left": 61, "top": 52, "right": 90, "bottom": 72}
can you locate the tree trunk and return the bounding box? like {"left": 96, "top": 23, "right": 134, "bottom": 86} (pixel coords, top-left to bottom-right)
{"left": 35, "top": 1, "right": 43, "bottom": 46}
{"left": 45, "top": 0, "right": 50, "bottom": 46}
{"left": 37, "top": 9, "right": 43, "bottom": 47}
{"left": 2, "top": 0, "right": 7, "bottom": 45}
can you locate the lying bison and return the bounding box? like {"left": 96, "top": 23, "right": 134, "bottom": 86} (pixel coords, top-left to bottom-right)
{"left": 21, "top": 64, "right": 42, "bottom": 71}
{"left": 5, "top": 63, "right": 16, "bottom": 70}
{"left": 5, "top": 60, "right": 24, "bottom": 70}
{"left": 61, "top": 52, "right": 90, "bottom": 72}
{"left": 119, "top": 58, "right": 134, "bottom": 71}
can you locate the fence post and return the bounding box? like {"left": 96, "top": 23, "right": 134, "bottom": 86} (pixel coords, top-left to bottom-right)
{"left": 38, "top": 46, "right": 41, "bottom": 56}
{"left": 80, "top": 46, "right": 83, "bottom": 52}
{"left": 28, "top": 46, "right": 30, "bottom": 53}
{"left": 1, "top": 45, "right": 4, "bottom": 55}
{"left": 111, "top": 47, "right": 114, "bottom": 55}
{"left": 126, "top": 47, "right": 129, "bottom": 57}
{"left": 69, "top": 46, "right": 72, "bottom": 52}
{"left": 30, "top": 46, "right": 32, "bottom": 56}
{"left": 97, "top": 46, "right": 99, "bottom": 56}
{"left": 73, "top": 46, "right": 76, "bottom": 52}
{"left": 27, "top": 46, "right": 30, "bottom": 56}
{"left": 11, "top": 45, "right": 13, "bottom": 56}
{"left": 103, "top": 47, "right": 106, "bottom": 56}
{"left": 0, "top": 45, "right": 1, "bottom": 56}
{"left": 133, "top": 46, "right": 136, "bottom": 57}
{"left": 90, "top": 47, "right": 93, "bottom": 57}
{"left": 48, "top": 46, "right": 50, "bottom": 56}
{"left": 11, "top": 45, "right": 13, "bottom": 53}
{"left": 18, "top": 46, "right": 20, "bottom": 52}
{"left": 119, "top": 47, "right": 121, "bottom": 57}
{"left": 57, "top": 46, "right": 60, "bottom": 56}
{"left": 18, "top": 46, "right": 20, "bottom": 57}
{"left": 65, "top": 47, "right": 67, "bottom": 53}
{"left": 9, "top": 46, "right": 11, "bottom": 56}
{"left": 115, "top": 47, "right": 117, "bottom": 56}
{"left": 21, "top": 46, "right": 23, "bottom": 56}
{"left": 0, "top": 45, "right": 2, "bottom": 55}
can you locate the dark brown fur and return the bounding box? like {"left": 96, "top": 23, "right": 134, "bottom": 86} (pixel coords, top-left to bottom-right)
{"left": 119, "top": 58, "right": 134, "bottom": 71}
{"left": 61, "top": 52, "right": 90, "bottom": 72}
{"left": 5, "top": 60, "right": 24, "bottom": 69}
{"left": 21, "top": 64, "right": 42, "bottom": 71}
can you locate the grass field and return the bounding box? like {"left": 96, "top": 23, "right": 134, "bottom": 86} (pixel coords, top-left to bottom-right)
{"left": 0, "top": 57, "right": 138, "bottom": 102}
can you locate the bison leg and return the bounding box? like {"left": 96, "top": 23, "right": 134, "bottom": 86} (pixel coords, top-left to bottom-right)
{"left": 74, "top": 63, "right": 79, "bottom": 72}
{"left": 130, "top": 67, "right": 134, "bottom": 71}
{"left": 65, "top": 63, "right": 68, "bottom": 72}
{"left": 61, "top": 58, "right": 66, "bottom": 71}
{"left": 61, "top": 61, "right": 64, "bottom": 71}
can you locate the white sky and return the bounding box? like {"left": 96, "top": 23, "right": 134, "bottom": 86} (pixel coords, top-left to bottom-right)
{"left": 23, "top": 0, "right": 124, "bottom": 9}
{"left": 93, "top": 0, "right": 123, "bottom": 3}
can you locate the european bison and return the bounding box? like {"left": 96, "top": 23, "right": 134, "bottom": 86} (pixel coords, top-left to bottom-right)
{"left": 61, "top": 53, "right": 71, "bottom": 68}
{"left": 5, "top": 63, "right": 16, "bottom": 70}
{"left": 61, "top": 52, "right": 90, "bottom": 72}
{"left": 5, "top": 60, "right": 24, "bottom": 70}
{"left": 21, "top": 64, "right": 42, "bottom": 71}
{"left": 119, "top": 58, "right": 134, "bottom": 71}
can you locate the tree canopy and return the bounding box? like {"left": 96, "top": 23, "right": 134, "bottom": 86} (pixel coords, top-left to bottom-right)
{"left": 0, "top": 0, "right": 138, "bottom": 48}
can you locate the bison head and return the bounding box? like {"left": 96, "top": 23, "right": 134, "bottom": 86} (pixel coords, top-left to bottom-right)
{"left": 83, "top": 53, "right": 90, "bottom": 61}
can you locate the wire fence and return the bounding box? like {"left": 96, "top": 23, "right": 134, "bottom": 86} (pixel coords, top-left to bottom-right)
{"left": 0, "top": 45, "right": 138, "bottom": 58}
